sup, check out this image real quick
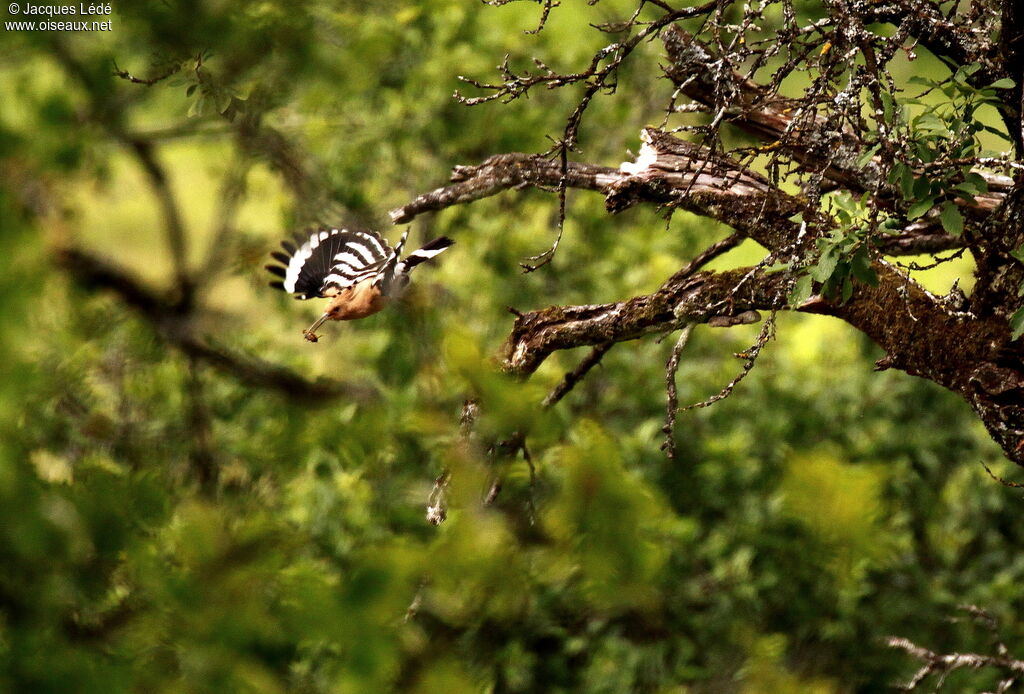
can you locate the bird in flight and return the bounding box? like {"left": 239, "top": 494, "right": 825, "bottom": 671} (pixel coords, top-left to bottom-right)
{"left": 266, "top": 227, "right": 454, "bottom": 342}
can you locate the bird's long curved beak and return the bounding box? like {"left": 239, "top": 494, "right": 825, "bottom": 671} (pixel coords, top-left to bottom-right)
{"left": 303, "top": 313, "right": 329, "bottom": 342}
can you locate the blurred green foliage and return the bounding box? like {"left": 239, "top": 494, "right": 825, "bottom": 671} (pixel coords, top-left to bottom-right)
{"left": 0, "top": 1, "right": 1021, "bottom": 692}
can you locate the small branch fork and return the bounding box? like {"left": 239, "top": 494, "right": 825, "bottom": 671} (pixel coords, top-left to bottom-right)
{"left": 680, "top": 312, "right": 777, "bottom": 412}
{"left": 887, "top": 606, "right": 1024, "bottom": 692}
{"left": 455, "top": 0, "right": 719, "bottom": 269}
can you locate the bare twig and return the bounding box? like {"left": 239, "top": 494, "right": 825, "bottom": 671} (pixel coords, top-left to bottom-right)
{"left": 112, "top": 59, "right": 182, "bottom": 86}
{"left": 886, "top": 636, "right": 1024, "bottom": 691}
{"left": 669, "top": 232, "right": 743, "bottom": 281}
{"left": 542, "top": 341, "right": 614, "bottom": 407}
{"left": 679, "top": 312, "right": 776, "bottom": 411}
{"left": 426, "top": 469, "right": 450, "bottom": 526}
{"left": 662, "top": 324, "right": 694, "bottom": 460}
{"left": 980, "top": 459, "right": 1024, "bottom": 488}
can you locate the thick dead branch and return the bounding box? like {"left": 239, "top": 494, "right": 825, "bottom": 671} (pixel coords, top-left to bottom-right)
{"left": 502, "top": 267, "right": 791, "bottom": 376}
{"left": 393, "top": 130, "right": 965, "bottom": 260}
{"left": 390, "top": 153, "right": 620, "bottom": 224}
{"left": 875, "top": 231, "right": 969, "bottom": 255}
{"left": 393, "top": 129, "right": 813, "bottom": 255}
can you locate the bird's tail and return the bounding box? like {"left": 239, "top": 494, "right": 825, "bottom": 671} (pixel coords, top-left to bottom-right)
{"left": 401, "top": 236, "right": 455, "bottom": 271}
{"left": 375, "top": 234, "right": 454, "bottom": 296}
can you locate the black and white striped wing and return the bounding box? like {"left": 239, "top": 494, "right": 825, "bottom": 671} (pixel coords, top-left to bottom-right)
{"left": 266, "top": 228, "right": 394, "bottom": 300}
{"left": 374, "top": 232, "right": 456, "bottom": 297}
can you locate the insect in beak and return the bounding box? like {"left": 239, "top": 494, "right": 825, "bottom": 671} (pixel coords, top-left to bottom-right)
{"left": 303, "top": 313, "right": 329, "bottom": 342}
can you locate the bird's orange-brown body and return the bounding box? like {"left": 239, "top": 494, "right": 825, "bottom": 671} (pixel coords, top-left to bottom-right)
{"left": 268, "top": 226, "right": 454, "bottom": 342}
{"left": 323, "top": 279, "right": 389, "bottom": 321}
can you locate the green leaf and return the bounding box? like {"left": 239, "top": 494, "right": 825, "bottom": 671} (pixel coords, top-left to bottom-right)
{"left": 789, "top": 274, "right": 814, "bottom": 306}
{"left": 811, "top": 246, "right": 839, "bottom": 283}
{"left": 964, "top": 171, "right": 989, "bottom": 190}
{"left": 187, "top": 94, "right": 207, "bottom": 118}
{"left": 841, "top": 275, "right": 854, "bottom": 304}
{"left": 953, "top": 186, "right": 977, "bottom": 205}
{"left": 879, "top": 91, "right": 895, "bottom": 122}
{"left": 1011, "top": 306, "right": 1024, "bottom": 340}
{"left": 850, "top": 247, "right": 879, "bottom": 286}
{"left": 907, "top": 197, "right": 936, "bottom": 220}
{"left": 989, "top": 78, "right": 1017, "bottom": 89}
{"left": 856, "top": 144, "right": 881, "bottom": 168}
{"left": 898, "top": 165, "right": 915, "bottom": 198}
{"left": 982, "top": 123, "right": 1012, "bottom": 141}
{"left": 914, "top": 141, "right": 937, "bottom": 163}
{"left": 939, "top": 202, "right": 964, "bottom": 235}
{"left": 881, "top": 217, "right": 904, "bottom": 232}
{"left": 912, "top": 176, "right": 932, "bottom": 200}
{"left": 913, "top": 113, "right": 947, "bottom": 134}
{"left": 954, "top": 172, "right": 987, "bottom": 199}
{"left": 1011, "top": 244, "right": 1024, "bottom": 263}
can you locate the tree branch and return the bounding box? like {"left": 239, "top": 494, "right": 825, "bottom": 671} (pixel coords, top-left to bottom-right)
{"left": 394, "top": 126, "right": 1024, "bottom": 465}
{"left": 886, "top": 635, "right": 1024, "bottom": 692}
{"left": 660, "top": 23, "right": 1010, "bottom": 219}
{"left": 542, "top": 342, "right": 614, "bottom": 408}
{"left": 502, "top": 267, "right": 791, "bottom": 376}
{"left": 54, "top": 247, "right": 375, "bottom": 404}
{"left": 390, "top": 153, "right": 621, "bottom": 224}
{"left": 865, "top": 0, "right": 999, "bottom": 83}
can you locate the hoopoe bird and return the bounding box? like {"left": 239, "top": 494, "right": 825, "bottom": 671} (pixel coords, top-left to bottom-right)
{"left": 266, "top": 227, "right": 454, "bottom": 342}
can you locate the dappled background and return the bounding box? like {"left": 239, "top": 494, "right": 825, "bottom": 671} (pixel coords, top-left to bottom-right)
{"left": 1, "top": 1, "right": 1021, "bottom": 691}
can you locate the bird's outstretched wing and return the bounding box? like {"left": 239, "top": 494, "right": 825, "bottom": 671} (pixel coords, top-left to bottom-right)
{"left": 373, "top": 232, "right": 456, "bottom": 296}
{"left": 266, "top": 228, "right": 394, "bottom": 300}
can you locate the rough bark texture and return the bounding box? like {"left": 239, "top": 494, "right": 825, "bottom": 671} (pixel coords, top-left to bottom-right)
{"left": 390, "top": 2, "right": 1024, "bottom": 466}
{"left": 393, "top": 129, "right": 1024, "bottom": 465}
{"left": 504, "top": 268, "right": 791, "bottom": 376}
